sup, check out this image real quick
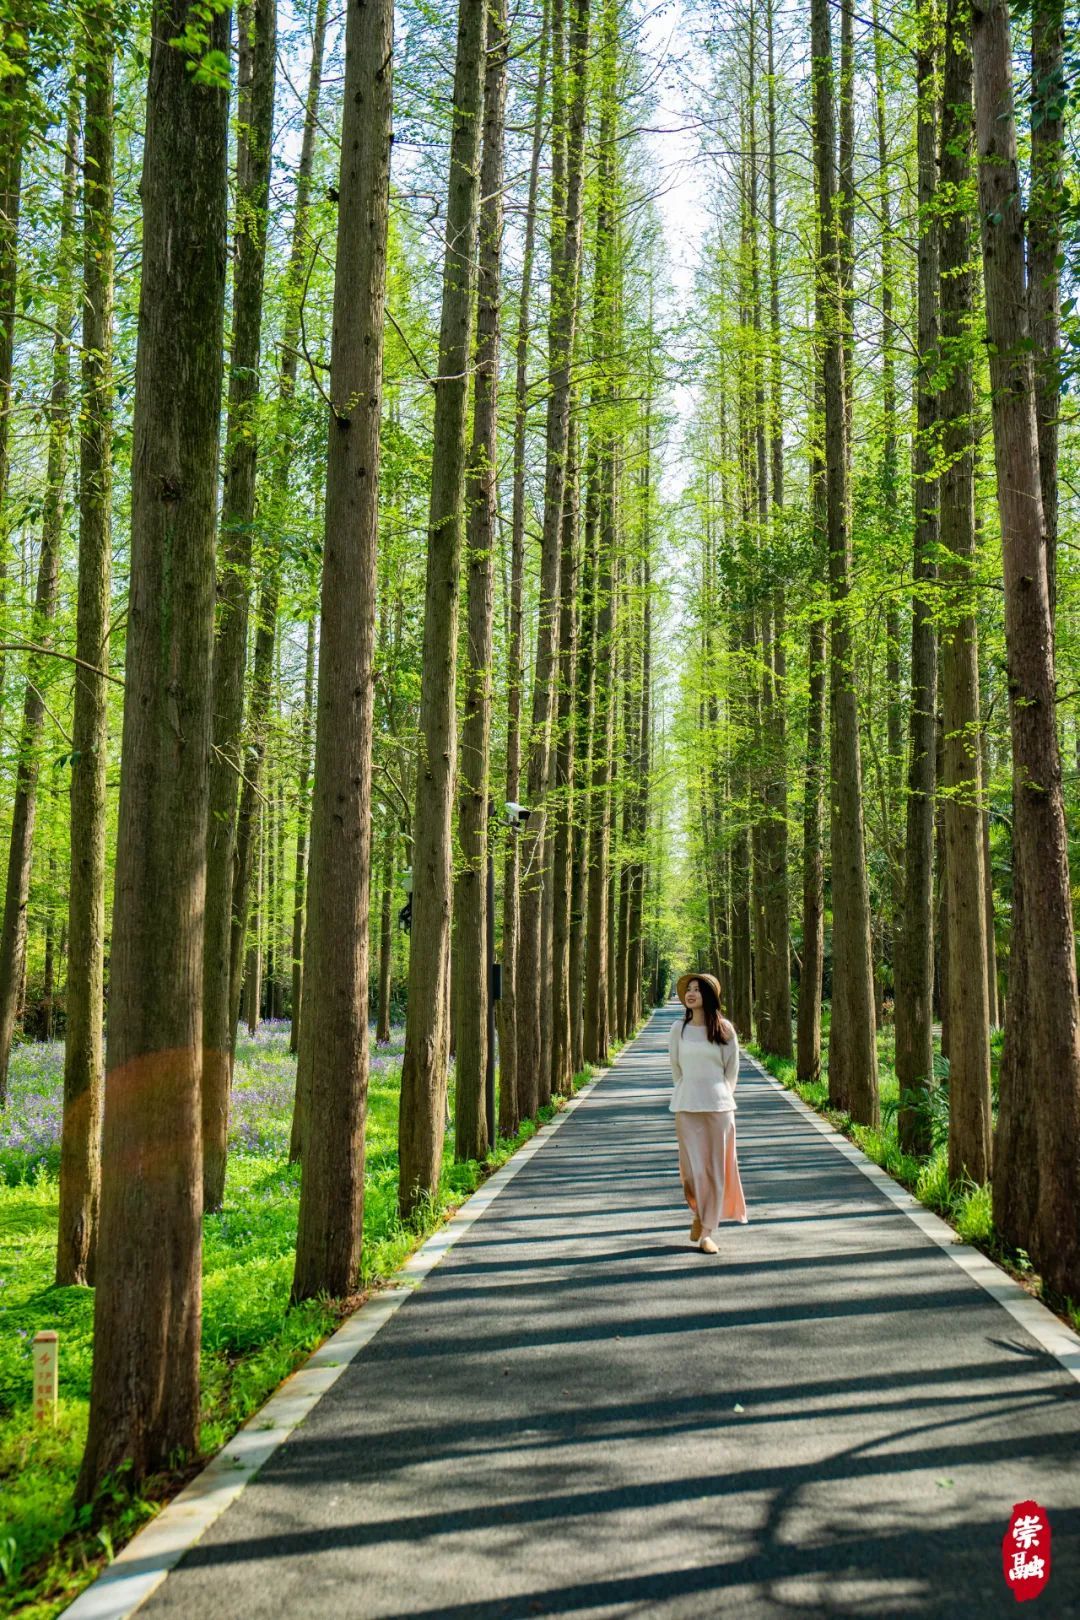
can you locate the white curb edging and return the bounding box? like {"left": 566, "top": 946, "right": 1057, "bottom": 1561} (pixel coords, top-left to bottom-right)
{"left": 748, "top": 1053, "right": 1080, "bottom": 1386}
{"left": 60, "top": 1038, "right": 628, "bottom": 1620}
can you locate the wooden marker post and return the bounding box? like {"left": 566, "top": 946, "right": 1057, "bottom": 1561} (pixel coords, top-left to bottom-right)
{"left": 33, "top": 1330, "right": 58, "bottom": 1425}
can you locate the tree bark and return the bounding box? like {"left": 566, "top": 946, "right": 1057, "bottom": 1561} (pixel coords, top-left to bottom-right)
{"left": 980, "top": 724, "right": 998, "bottom": 1026}
{"left": 540, "top": 825, "right": 556, "bottom": 1100}
{"left": 1029, "top": 0, "right": 1062, "bottom": 623}
{"left": 939, "top": 1, "right": 991, "bottom": 1185}
{"left": 0, "top": 24, "right": 30, "bottom": 717}
{"left": 583, "top": 477, "right": 617, "bottom": 1060}
{"left": 615, "top": 614, "right": 634, "bottom": 1043}
{"left": 42, "top": 850, "right": 55, "bottom": 1041}
{"left": 571, "top": 453, "right": 598, "bottom": 1075}
{"left": 498, "top": 0, "right": 548, "bottom": 1138}
{"left": 398, "top": 0, "right": 487, "bottom": 1216}
{"left": 246, "top": 814, "right": 263, "bottom": 1033}
{"left": 454, "top": 0, "right": 507, "bottom": 1161}
{"left": 583, "top": 6, "right": 620, "bottom": 1066}
{"left": 798, "top": 383, "right": 827, "bottom": 1083}
{"left": 375, "top": 820, "right": 395, "bottom": 1048}
{"left": 995, "top": 0, "right": 1063, "bottom": 1256}
{"left": 758, "top": 0, "right": 791, "bottom": 1056}
{"left": 729, "top": 819, "right": 753, "bottom": 1040}
{"left": 515, "top": 0, "right": 589, "bottom": 1118}
{"left": 894, "top": 12, "right": 938, "bottom": 1151}
{"left": 873, "top": 0, "right": 904, "bottom": 932}
{"left": 606, "top": 843, "right": 618, "bottom": 1037}
{"left": 75, "top": 0, "right": 229, "bottom": 1503}
{"left": 974, "top": 0, "right": 1080, "bottom": 1298}
{"left": 289, "top": 612, "right": 316, "bottom": 1056}
{"left": 290, "top": 0, "right": 393, "bottom": 1298}
{"left": 584, "top": 452, "right": 617, "bottom": 1063}
{"left": 551, "top": 424, "right": 580, "bottom": 1095}
{"left": 272, "top": 758, "right": 287, "bottom": 1017}
{"left": 812, "top": 0, "right": 878, "bottom": 1121}
{"left": 228, "top": 0, "right": 328, "bottom": 1072}
{"left": 626, "top": 396, "right": 652, "bottom": 1035}
{"left": 0, "top": 110, "right": 77, "bottom": 1099}
{"left": 199, "top": 0, "right": 277, "bottom": 1209}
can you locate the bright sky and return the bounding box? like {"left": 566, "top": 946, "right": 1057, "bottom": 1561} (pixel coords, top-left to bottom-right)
{"left": 635, "top": 0, "right": 716, "bottom": 507}
{"left": 638, "top": 0, "right": 712, "bottom": 307}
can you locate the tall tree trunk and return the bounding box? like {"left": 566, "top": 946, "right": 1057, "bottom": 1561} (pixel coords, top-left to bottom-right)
{"left": 200, "top": 0, "right": 277, "bottom": 1209}
{"left": 741, "top": 97, "right": 767, "bottom": 1048}
{"left": 42, "top": 846, "right": 55, "bottom": 1041}
{"left": 798, "top": 616, "right": 827, "bottom": 1083}
{"left": 626, "top": 395, "right": 652, "bottom": 1034}
{"left": 798, "top": 379, "right": 827, "bottom": 1083}
{"left": 995, "top": 0, "right": 1063, "bottom": 1252}
{"left": 454, "top": 0, "right": 507, "bottom": 1161}
{"left": 246, "top": 816, "right": 263, "bottom": 1033}
{"left": 279, "top": 782, "right": 289, "bottom": 1022}
{"left": 539, "top": 826, "right": 555, "bottom": 1100}
{"left": 515, "top": 0, "right": 589, "bottom": 1119}
{"left": 499, "top": 0, "right": 548, "bottom": 1138}
{"left": 289, "top": 613, "right": 315, "bottom": 1056}
{"left": 398, "top": 0, "right": 487, "bottom": 1217}
{"left": 939, "top": 2, "right": 991, "bottom": 1185}
{"left": 615, "top": 616, "right": 633, "bottom": 1042}
{"left": 60, "top": 10, "right": 113, "bottom": 1281}
{"left": 584, "top": 456, "right": 617, "bottom": 1062}
{"left": 376, "top": 820, "right": 395, "bottom": 1047}
{"left": 894, "top": 12, "right": 938, "bottom": 1151}
{"left": 838, "top": 0, "right": 855, "bottom": 453}
{"left": 729, "top": 803, "right": 753, "bottom": 1039}
{"left": 0, "top": 109, "right": 77, "bottom": 1099}
{"left": 811, "top": 0, "right": 878, "bottom": 1121}
{"left": 1029, "top": 0, "right": 1062, "bottom": 625}
{"left": 934, "top": 714, "right": 949, "bottom": 1063}
{"left": 980, "top": 724, "right": 998, "bottom": 1027}
{"left": 0, "top": 25, "right": 30, "bottom": 716}
{"left": 551, "top": 425, "right": 580, "bottom": 1095}
{"left": 873, "top": 0, "right": 903, "bottom": 933}
{"left": 571, "top": 457, "right": 598, "bottom": 1075}
{"left": 974, "top": 0, "right": 1080, "bottom": 1299}
{"left": 75, "top": 0, "right": 229, "bottom": 1503}
{"left": 266, "top": 756, "right": 278, "bottom": 1011}
{"left": 759, "top": 0, "right": 791, "bottom": 1056}
{"left": 583, "top": 7, "right": 619, "bottom": 1065}
{"left": 290, "top": 0, "right": 393, "bottom": 1298}
{"left": 228, "top": 0, "right": 328, "bottom": 1071}
{"left": 606, "top": 842, "right": 618, "bottom": 1037}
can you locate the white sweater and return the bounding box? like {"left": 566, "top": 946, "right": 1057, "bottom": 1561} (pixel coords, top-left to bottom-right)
{"left": 668, "top": 1019, "right": 739, "bottom": 1113}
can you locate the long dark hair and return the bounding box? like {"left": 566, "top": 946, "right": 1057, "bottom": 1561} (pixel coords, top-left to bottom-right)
{"left": 683, "top": 976, "right": 735, "bottom": 1046}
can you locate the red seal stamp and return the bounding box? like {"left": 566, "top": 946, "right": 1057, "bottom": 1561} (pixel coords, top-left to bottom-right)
{"left": 1002, "top": 1500, "right": 1051, "bottom": 1602}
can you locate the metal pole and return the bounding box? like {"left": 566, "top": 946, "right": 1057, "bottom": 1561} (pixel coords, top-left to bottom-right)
{"left": 485, "top": 821, "right": 496, "bottom": 1154}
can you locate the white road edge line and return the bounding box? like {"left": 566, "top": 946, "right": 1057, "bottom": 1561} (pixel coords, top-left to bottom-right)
{"left": 60, "top": 1025, "right": 649, "bottom": 1620}
{"left": 746, "top": 1052, "right": 1080, "bottom": 1387}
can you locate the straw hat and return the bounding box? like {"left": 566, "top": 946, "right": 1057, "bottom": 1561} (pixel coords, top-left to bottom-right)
{"left": 675, "top": 970, "right": 723, "bottom": 1005}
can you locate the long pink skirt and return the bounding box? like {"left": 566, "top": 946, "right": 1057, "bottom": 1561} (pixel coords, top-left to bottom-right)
{"left": 675, "top": 1109, "right": 748, "bottom": 1231}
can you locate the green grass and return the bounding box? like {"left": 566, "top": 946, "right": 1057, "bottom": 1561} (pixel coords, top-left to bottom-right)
{"left": 0, "top": 1023, "right": 601, "bottom": 1619}
{"left": 749, "top": 1022, "right": 1080, "bottom": 1340}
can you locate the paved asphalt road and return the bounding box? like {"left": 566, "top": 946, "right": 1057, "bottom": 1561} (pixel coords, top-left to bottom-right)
{"left": 141, "top": 1005, "right": 1080, "bottom": 1618}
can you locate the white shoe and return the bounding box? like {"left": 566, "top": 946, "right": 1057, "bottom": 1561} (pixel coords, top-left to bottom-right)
{"left": 699, "top": 1235, "right": 718, "bottom": 1254}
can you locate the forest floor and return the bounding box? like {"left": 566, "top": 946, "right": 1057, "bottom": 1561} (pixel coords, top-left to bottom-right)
{"left": 0, "top": 1023, "right": 596, "bottom": 1618}
{"left": 86, "top": 1002, "right": 1080, "bottom": 1618}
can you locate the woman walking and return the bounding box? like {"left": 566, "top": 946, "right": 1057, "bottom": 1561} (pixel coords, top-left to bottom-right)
{"left": 669, "top": 972, "right": 748, "bottom": 1253}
